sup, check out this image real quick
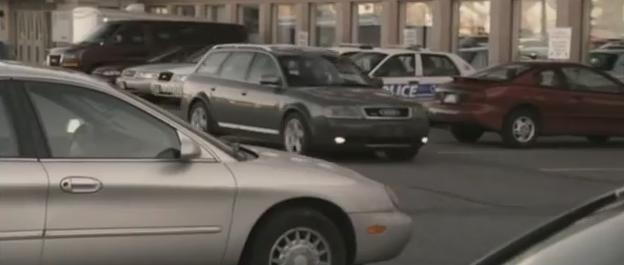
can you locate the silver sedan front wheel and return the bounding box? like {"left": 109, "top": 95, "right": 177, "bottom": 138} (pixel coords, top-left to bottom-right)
{"left": 269, "top": 228, "right": 331, "bottom": 265}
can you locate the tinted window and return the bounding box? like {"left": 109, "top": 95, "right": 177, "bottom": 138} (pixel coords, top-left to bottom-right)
{"left": 471, "top": 64, "right": 531, "bottom": 81}
{"left": 351, "top": 52, "right": 387, "bottom": 73}
{"left": 561, "top": 67, "right": 621, "bottom": 93}
{"left": 197, "top": 52, "right": 230, "bottom": 75}
{"left": 218, "top": 52, "right": 254, "bottom": 81}
{"left": 0, "top": 91, "right": 18, "bottom": 157}
{"left": 374, "top": 54, "right": 416, "bottom": 77}
{"left": 537, "top": 69, "right": 565, "bottom": 88}
{"left": 115, "top": 23, "right": 145, "bottom": 44}
{"left": 589, "top": 53, "right": 620, "bottom": 71}
{"left": 78, "top": 23, "right": 121, "bottom": 44}
{"left": 247, "top": 53, "right": 281, "bottom": 84}
{"left": 421, "top": 54, "right": 460, "bottom": 76}
{"left": 27, "top": 83, "right": 180, "bottom": 159}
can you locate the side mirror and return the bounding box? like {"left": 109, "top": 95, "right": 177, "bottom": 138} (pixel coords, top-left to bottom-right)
{"left": 178, "top": 132, "right": 201, "bottom": 160}
{"left": 371, "top": 77, "right": 384, "bottom": 88}
{"left": 260, "top": 74, "right": 282, "bottom": 87}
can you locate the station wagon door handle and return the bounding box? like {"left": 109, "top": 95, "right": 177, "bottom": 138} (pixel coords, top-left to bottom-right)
{"left": 241, "top": 91, "right": 248, "bottom": 96}
{"left": 210, "top": 87, "right": 216, "bottom": 92}
{"left": 60, "top": 177, "right": 103, "bottom": 194}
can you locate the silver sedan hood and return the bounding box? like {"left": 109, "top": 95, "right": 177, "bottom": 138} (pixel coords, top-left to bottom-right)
{"left": 126, "top": 63, "right": 194, "bottom": 73}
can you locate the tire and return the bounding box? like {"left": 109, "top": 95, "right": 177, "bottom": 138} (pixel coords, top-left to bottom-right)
{"left": 188, "top": 101, "right": 215, "bottom": 133}
{"left": 241, "top": 208, "right": 347, "bottom": 265}
{"left": 282, "top": 113, "right": 311, "bottom": 154}
{"left": 502, "top": 109, "right": 539, "bottom": 148}
{"left": 587, "top": 136, "right": 610, "bottom": 144}
{"left": 450, "top": 125, "right": 484, "bottom": 143}
{"left": 386, "top": 148, "right": 420, "bottom": 161}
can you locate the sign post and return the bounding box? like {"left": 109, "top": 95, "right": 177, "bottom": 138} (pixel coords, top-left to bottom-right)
{"left": 548, "top": 27, "right": 572, "bottom": 60}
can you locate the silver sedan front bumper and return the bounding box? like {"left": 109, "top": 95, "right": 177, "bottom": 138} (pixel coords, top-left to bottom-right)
{"left": 349, "top": 210, "right": 413, "bottom": 264}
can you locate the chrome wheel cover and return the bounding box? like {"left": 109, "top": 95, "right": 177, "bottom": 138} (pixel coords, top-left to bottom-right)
{"left": 512, "top": 116, "right": 536, "bottom": 143}
{"left": 190, "top": 107, "right": 208, "bottom": 132}
{"left": 284, "top": 119, "right": 305, "bottom": 153}
{"left": 269, "top": 228, "right": 331, "bottom": 265}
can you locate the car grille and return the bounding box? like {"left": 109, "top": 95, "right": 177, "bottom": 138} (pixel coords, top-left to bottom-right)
{"left": 123, "top": 70, "right": 136, "bottom": 77}
{"left": 158, "top": 72, "right": 173, "bottom": 81}
{"left": 364, "top": 107, "right": 411, "bottom": 119}
{"left": 48, "top": 55, "right": 61, "bottom": 66}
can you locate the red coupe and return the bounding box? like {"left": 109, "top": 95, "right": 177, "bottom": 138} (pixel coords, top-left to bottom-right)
{"left": 427, "top": 62, "right": 624, "bottom": 147}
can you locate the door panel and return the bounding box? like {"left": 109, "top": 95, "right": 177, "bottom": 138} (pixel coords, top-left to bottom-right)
{"left": 40, "top": 161, "right": 236, "bottom": 265}
{"left": 532, "top": 69, "right": 583, "bottom": 134}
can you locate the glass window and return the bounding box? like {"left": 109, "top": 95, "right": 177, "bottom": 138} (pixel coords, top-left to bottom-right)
{"left": 278, "top": 55, "right": 373, "bottom": 87}
{"left": 218, "top": 52, "right": 255, "bottom": 81}
{"left": 353, "top": 2, "right": 383, "bottom": 46}
{"left": 197, "top": 52, "right": 230, "bottom": 75}
{"left": 517, "top": 0, "right": 557, "bottom": 60}
{"left": 421, "top": 54, "right": 460, "bottom": 76}
{"left": 147, "top": 5, "right": 169, "bottom": 15}
{"left": 27, "top": 83, "right": 180, "bottom": 159}
{"left": 115, "top": 24, "right": 144, "bottom": 44}
{"left": 239, "top": 5, "right": 260, "bottom": 43}
{"left": 471, "top": 63, "right": 531, "bottom": 81}
{"left": 561, "top": 67, "right": 621, "bottom": 93}
{"left": 247, "top": 53, "right": 281, "bottom": 84}
{"left": 403, "top": 1, "right": 434, "bottom": 48}
{"left": 537, "top": 69, "right": 565, "bottom": 88}
{"left": 588, "top": 0, "right": 624, "bottom": 51}
{"left": 457, "top": 0, "right": 490, "bottom": 68}
{"left": 0, "top": 91, "right": 18, "bottom": 157}
{"left": 175, "top": 5, "right": 196, "bottom": 17}
{"left": 314, "top": 4, "right": 337, "bottom": 47}
{"left": 274, "top": 4, "right": 296, "bottom": 44}
{"left": 373, "top": 54, "right": 416, "bottom": 77}
{"left": 351, "top": 52, "right": 387, "bottom": 73}
{"left": 206, "top": 5, "right": 227, "bottom": 22}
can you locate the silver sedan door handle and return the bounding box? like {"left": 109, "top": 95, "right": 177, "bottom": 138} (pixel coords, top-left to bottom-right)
{"left": 60, "top": 177, "right": 103, "bottom": 194}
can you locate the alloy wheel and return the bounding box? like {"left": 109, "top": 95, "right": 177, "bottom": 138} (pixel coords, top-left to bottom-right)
{"left": 269, "top": 227, "right": 331, "bottom": 265}
{"left": 190, "top": 107, "right": 208, "bottom": 132}
{"left": 512, "top": 116, "right": 536, "bottom": 143}
{"left": 284, "top": 119, "right": 305, "bottom": 153}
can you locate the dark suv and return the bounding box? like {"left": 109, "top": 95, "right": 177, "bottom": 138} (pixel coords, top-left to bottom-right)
{"left": 182, "top": 44, "right": 430, "bottom": 159}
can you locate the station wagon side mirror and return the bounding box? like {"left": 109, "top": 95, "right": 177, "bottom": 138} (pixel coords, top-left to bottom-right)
{"left": 178, "top": 132, "right": 201, "bottom": 160}
{"left": 260, "top": 74, "right": 282, "bottom": 87}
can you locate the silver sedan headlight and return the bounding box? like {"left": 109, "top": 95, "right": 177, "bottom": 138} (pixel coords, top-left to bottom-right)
{"left": 324, "top": 106, "right": 363, "bottom": 119}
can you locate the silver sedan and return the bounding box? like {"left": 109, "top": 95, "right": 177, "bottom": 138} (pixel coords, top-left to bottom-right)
{"left": 0, "top": 62, "right": 412, "bottom": 265}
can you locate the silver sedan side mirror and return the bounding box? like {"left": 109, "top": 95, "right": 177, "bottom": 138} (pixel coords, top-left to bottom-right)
{"left": 178, "top": 132, "right": 202, "bottom": 160}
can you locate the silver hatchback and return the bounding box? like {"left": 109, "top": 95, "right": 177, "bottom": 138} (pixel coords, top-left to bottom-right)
{"left": 0, "top": 62, "right": 412, "bottom": 265}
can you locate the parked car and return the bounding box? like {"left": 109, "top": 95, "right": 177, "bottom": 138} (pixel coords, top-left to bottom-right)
{"left": 116, "top": 45, "right": 211, "bottom": 96}
{"left": 589, "top": 49, "right": 624, "bottom": 82}
{"left": 47, "top": 20, "right": 247, "bottom": 73}
{"left": 94, "top": 45, "right": 208, "bottom": 83}
{"left": 150, "top": 65, "right": 196, "bottom": 99}
{"left": 427, "top": 62, "right": 624, "bottom": 147}
{"left": 337, "top": 47, "right": 475, "bottom": 101}
{"left": 0, "top": 61, "right": 412, "bottom": 265}
{"left": 473, "top": 187, "right": 624, "bottom": 265}
{"left": 183, "top": 44, "right": 430, "bottom": 159}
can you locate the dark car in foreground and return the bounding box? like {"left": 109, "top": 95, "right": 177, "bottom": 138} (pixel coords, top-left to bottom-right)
{"left": 182, "top": 44, "right": 430, "bottom": 159}
{"left": 427, "top": 62, "right": 624, "bottom": 147}
{"left": 473, "top": 187, "right": 624, "bottom": 265}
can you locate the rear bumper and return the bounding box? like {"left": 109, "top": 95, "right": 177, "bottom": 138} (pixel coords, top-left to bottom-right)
{"left": 349, "top": 210, "right": 413, "bottom": 264}
{"left": 310, "top": 117, "right": 430, "bottom": 151}
{"left": 425, "top": 102, "right": 503, "bottom": 130}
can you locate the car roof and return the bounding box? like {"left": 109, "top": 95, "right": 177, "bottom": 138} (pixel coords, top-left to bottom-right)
{"left": 0, "top": 61, "right": 116, "bottom": 93}
{"left": 212, "top": 44, "right": 338, "bottom": 57}
{"left": 344, "top": 47, "right": 456, "bottom": 56}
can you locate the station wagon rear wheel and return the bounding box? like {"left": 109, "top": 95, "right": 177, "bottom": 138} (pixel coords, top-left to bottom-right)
{"left": 189, "top": 101, "right": 214, "bottom": 133}
{"left": 242, "top": 208, "right": 347, "bottom": 265}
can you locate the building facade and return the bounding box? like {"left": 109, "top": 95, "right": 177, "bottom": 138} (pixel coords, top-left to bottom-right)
{"left": 1, "top": 0, "right": 624, "bottom": 68}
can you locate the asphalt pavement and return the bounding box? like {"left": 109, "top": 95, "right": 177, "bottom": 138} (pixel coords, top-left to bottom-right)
{"left": 159, "top": 101, "right": 624, "bottom": 265}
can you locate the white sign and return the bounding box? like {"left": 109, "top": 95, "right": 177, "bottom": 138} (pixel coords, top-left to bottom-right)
{"left": 297, "top": 31, "right": 309, "bottom": 46}
{"left": 548, "top": 27, "right": 572, "bottom": 60}
{"left": 51, "top": 10, "right": 72, "bottom": 43}
{"left": 403, "top": 28, "right": 419, "bottom": 46}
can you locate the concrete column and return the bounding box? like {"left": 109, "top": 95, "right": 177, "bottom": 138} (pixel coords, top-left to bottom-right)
{"left": 335, "top": 1, "right": 352, "bottom": 44}
{"left": 296, "top": 3, "right": 310, "bottom": 45}
{"left": 489, "top": 0, "right": 513, "bottom": 65}
{"left": 195, "top": 4, "right": 205, "bottom": 18}
{"left": 225, "top": 3, "right": 237, "bottom": 24}
{"left": 556, "top": 0, "right": 584, "bottom": 62}
{"left": 431, "top": 0, "right": 452, "bottom": 52}
{"left": 258, "top": 3, "right": 272, "bottom": 44}
{"left": 381, "top": 0, "right": 399, "bottom": 47}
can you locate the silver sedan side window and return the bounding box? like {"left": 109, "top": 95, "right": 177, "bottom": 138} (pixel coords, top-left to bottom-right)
{"left": 26, "top": 82, "right": 181, "bottom": 159}
{"left": 0, "top": 91, "right": 18, "bottom": 157}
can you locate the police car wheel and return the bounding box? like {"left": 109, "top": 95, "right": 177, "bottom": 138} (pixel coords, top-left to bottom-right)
{"left": 451, "top": 125, "right": 484, "bottom": 143}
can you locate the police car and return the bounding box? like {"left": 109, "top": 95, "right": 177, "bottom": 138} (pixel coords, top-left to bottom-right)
{"left": 331, "top": 46, "right": 476, "bottom": 100}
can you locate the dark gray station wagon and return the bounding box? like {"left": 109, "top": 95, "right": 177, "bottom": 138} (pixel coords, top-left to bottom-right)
{"left": 182, "top": 44, "right": 430, "bottom": 160}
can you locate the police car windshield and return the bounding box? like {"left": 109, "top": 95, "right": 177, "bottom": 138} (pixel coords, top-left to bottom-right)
{"left": 277, "top": 55, "right": 375, "bottom": 88}
{"left": 351, "top": 52, "right": 387, "bottom": 73}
